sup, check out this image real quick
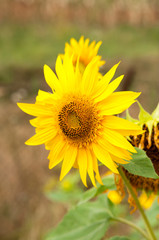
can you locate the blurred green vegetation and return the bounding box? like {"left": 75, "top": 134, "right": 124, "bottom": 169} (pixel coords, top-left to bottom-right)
{"left": 0, "top": 23, "right": 159, "bottom": 70}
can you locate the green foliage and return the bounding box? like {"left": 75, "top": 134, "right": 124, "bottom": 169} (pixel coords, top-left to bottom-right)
{"left": 44, "top": 149, "right": 159, "bottom": 240}
{"left": 122, "top": 148, "right": 159, "bottom": 179}
{"left": 44, "top": 174, "right": 83, "bottom": 204}
{"left": 45, "top": 195, "right": 111, "bottom": 240}
{"left": 1, "top": 23, "right": 159, "bottom": 71}
{"left": 130, "top": 199, "right": 159, "bottom": 239}
{"left": 109, "top": 237, "right": 131, "bottom": 240}
{"left": 78, "top": 176, "right": 115, "bottom": 205}
{"left": 137, "top": 199, "right": 159, "bottom": 229}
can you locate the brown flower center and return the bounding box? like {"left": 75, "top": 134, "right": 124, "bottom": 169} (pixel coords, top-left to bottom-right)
{"left": 58, "top": 98, "right": 100, "bottom": 146}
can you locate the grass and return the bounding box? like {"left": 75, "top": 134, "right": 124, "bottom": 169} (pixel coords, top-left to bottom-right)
{"left": 0, "top": 22, "right": 159, "bottom": 70}
{"left": 0, "top": 22, "right": 159, "bottom": 112}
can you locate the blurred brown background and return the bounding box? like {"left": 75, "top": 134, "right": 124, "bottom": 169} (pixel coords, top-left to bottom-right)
{"left": 0, "top": 0, "right": 159, "bottom": 239}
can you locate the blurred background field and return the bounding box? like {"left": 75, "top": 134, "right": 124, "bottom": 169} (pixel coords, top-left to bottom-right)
{"left": 0, "top": 0, "right": 159, "bottom": 240}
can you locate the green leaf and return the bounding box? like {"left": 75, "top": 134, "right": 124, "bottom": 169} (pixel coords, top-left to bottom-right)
{"left": 109, "top": 237, "right": 131, "bottom": 240}
{"left": 97, "top": 176, "right": 116, "bottom": 194}
{"left": 78, "top": 187, "right": 97, "bottom": 205}
{"left": 45, "top": 195, "right": 111, "bottom": 240}
{"left": 121, "top": 148, "right": 159, "bottom": 179}
{"left": 78, "top": 176, "right": 115, "bottom": 205}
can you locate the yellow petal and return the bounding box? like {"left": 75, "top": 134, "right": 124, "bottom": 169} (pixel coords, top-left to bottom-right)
{"left": 74, "top": 57, "right": 82, "bottom": 91}
{"left": 48, "top": 137, "right": 66, "bottom": 169}
{"left": 116, "top": 129, "right": 144, "bottom": 136}
{"left": 73, "top": 159, "right": 79, "bottom": 169}
{"left": 98, "top": 136, "right": 132, "bottom": 160}
{"left": 30, "top": 118, "right": 39, "bottom": 127}
{"left": 63, "top": 54, "right": 75, "bottom": 89}
{"left": 45, "top": 133, "right": 62, "bottom": 150}
{"left": 87, "top": 149, "right": 96, "bottom": 187}
{"left": 17, "top": 103, "right": 53, "bottom": 116}
{"left": 103, "top": 115, "right": 144, "bottom": 135}
{"left": 110, "top": 154, "right": 130, "bottom": 164}
{"left": 107, "top": 190, "right": 123, "bottom": 204}
{"left": 89, "top": 40, "right": 96, "bottom": 49}
{"left": 25, "top": 127, "right": 57, "bottom": 145}
{"left": 36, "top": 90, "right": 54, "bottom": 102}
{"left": 70, "top": 38, "right": 78, "bottom": 48}
{"left": 139, "top": 191, "right": 156, "bottom": 209}
{"left": 102, "top": 62, "right": 120, "bottom": 85}
{"left": 94, "top": 62, "right": 120, "bottom": 97}
{"left": 55, "top": 56, "right": 67, "bottom": 89}
{"left": 94, "top": 75, "right": 124, "bottom": 103}
{"left": 30, "top": 116, "right": 55, "bottom": 128}
{"left": 44, "top": 64, "right": 62, "bottom": 93}
{"left": 81, "top": 57, "right": 98, "bottom": 95}
{"left": 77, "top": 148, "right": 88, "bottom": 187}
{"left": 84, "top": 38, "right": 89, "bottom": 48}
{"left": 92, "top": 143, "right": 119, "bottom": 174}
{"left": 103, "top": 128, "right": 136, "bottom": 153}
{"left": 94, "top": 41, "right": 102, "bottom": 53}
{"left": 79, "top": 35, "right": 84, "bottom": 46}
{"left": 100, "top": 92, "right": 141, "bottom": 115}
{"left": 90, "top": 149, "right": 103, "bottom": 185}
{"left": 60, "top": 145, "right": 77, "bottom": 181}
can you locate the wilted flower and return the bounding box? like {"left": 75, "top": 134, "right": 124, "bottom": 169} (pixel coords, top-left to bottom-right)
{"left": 113, "top": 103, "right": 159, "bottom": 212}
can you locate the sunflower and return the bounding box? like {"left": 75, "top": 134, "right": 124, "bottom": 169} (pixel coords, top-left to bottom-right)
{"left": 17, "top": 54, "right": 142, "bottom": 187}
{"left": 111, "top": 103, "right": 159, "bottom": 211}
{"left": 61, "top": 36, "right": 105, "bottom": 73}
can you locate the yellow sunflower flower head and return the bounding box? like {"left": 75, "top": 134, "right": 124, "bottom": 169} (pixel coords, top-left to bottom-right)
{"left": 112, "top": 103, "right": 159, "bottom": 212}
{"left": 17, "top": 54, "right": 143, "bottom": 187}
{"left": 61, "top": 36, "right": 105, "bottom": 74}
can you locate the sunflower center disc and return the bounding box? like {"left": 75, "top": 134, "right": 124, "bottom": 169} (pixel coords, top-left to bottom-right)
{"left": 58, "top": 98, "right": 99, "bottom": 145}
{"left": 67, "top": 112, "right": 80, "bottom": 128}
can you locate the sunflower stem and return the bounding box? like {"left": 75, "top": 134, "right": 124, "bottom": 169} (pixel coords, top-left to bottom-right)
{"left": 118, "top": 166, "right": 157, "bottom": 240}
{"left": 110, "top": 216, "right": 149, "bottom": 240}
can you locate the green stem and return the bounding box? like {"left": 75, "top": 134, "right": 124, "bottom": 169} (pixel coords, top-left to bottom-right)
{"left": 111, "top": 216, "right": 149, "bottom": 240}
{"left": 118, "top": 166, "right": 157, "bottom": 240}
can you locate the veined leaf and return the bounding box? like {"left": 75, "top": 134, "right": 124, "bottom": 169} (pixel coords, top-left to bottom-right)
{"left": 78, "top": 176, "right": 115, "bottom": 205}
{"left": 45, "top": 195, "right": 111, "bottom": 240}
{"left": 121, "top": 148, "right": 159, "bottom": 179}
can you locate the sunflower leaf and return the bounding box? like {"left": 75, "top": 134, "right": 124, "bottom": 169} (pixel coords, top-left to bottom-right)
{"left": 78, "top": 176, "right": 115, "bottom": 205}
{"left": 121, "top": 147, "right": 159, "bottom": 179}
{"left": 45, "top": 195, "right": 111, "bottom": 240}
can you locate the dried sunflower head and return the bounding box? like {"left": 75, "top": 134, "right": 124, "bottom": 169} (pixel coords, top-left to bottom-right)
{"left": 112, "top": 103, "right": 159, "bottom": 212}
{"left": 127, "top": 102, "right": 159, "bottom": 175}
